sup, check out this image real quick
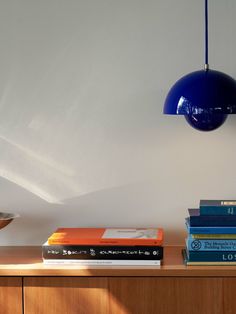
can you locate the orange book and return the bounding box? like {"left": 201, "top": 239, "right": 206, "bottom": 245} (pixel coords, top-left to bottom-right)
{"left": 47, "top": 228, "right": 163, "bottom": 246}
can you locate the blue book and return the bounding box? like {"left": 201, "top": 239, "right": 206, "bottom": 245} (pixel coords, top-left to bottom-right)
{"left": 187, "top": 250, "right": 236, "bottom": 262}
{"left": 188, "top": 208, "right": 236, "bottom": 226}
{"left": 186, "top": 237, "right": 236, "bottom": 251}
{"left": 185, "top": 218, "right": 236, "bottom": 234}
{"left": 200, "top": 200, "right": 236, "bottom": 215}
{"left": 182, "top": 249, "right": 236, "bottom": 265}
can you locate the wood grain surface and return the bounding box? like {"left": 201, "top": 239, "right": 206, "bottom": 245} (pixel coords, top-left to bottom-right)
{"left": 0, "top": 247, "right": 235, "bottom": 314}
{"left": 24, "top": 277, "right": 224, "bottom": 314}
{"left": 0, "top": 246, "right": 236, "bottom": 277}
{"left": 0, "top": 277, "right": 22, "bottom": 314}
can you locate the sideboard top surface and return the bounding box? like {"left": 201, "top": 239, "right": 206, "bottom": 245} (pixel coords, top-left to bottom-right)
{"left": 0, "top": 246, "right": 236, "bottom": 277}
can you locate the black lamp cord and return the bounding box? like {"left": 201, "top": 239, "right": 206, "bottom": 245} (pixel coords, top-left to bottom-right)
{"left": 204, "top": 0, "right": 209, "bottom": 70}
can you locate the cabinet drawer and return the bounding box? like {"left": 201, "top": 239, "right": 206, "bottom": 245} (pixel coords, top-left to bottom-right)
{"left": 24, "top": 277, "right": 223, "bottom": 314}
{"left": 0, "top": 277, "right": 22, "bottom": 314}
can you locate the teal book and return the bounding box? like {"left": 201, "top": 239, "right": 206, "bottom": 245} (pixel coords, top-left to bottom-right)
{"left": 185, "top": 218, "right": 236, "bottom": 234}
{"left": 182, "top": 249, "right": 236, "bottom": 266}
{"left": 186, "top": 237, "right": 236, "bottom": 251}
{"left": 188, "top": 208, "right": 236, "bottom": 226}
{"left": 186, "top": 249, "right": 236, "bottom": 262}
{"left": 200, "top": 200, "right": 236, "bottom": 215}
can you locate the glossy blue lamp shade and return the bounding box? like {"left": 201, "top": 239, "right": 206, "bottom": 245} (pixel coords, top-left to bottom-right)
{"left": 163, "top": 69, "right": 236, "bottom": 131}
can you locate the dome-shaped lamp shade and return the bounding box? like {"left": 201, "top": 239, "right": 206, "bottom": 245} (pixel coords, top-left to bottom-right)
{"left": 164, "top": 69, "right": 236, "bottom": 131}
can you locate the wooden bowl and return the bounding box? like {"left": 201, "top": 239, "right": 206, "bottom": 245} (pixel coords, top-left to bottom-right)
{"left": 0, "top": 213, "right": 19, "bottom": 230}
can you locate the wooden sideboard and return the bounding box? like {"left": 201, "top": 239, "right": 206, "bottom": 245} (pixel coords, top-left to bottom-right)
{"left": 1, "top": 246, "right": 236, "bottom": 314}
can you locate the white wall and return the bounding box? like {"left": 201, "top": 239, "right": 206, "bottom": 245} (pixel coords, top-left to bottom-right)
{"left": 0, "top": 0, "right": 235, "bottom": 245}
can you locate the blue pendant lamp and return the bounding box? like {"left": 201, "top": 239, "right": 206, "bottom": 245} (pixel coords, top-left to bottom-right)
{"left": 163, "top": 0, "right": 236, "bottom": 131}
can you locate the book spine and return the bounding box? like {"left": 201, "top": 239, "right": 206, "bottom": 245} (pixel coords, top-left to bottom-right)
{"left": 191, "top": 234, "right": 236, "bottom": 239}
{"left": 189, "top": 215, "right": 236, "bottom": 227}
{"left": 47, "top": 239, "right": 163, "bottom": 246}
{"left": 43, "top": 259, "right": 161, "bottom": 266}
{"left": 187, "top": 250, "right": 236, "bottom": 262}
{"left": 183, "top": 250, "right": 236, "bottom": 265}
{"left": 42, "top": 245, "right": 163, "bottom": 260}
{"left": 188, "top": 226, "right": 236, "bottom": 234}
{"left": 199, "top": 206, "right": 236, "bottom": 216}
{"left": 185, "top": 218, "right": 236, "bottom": 234}
{"left": 187, "top": 238, "right": 236, "bottom": 251}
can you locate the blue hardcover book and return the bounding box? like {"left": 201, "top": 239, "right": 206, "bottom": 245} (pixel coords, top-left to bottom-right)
{"left": 182, "top": 249, "right": 236, "bottom": 265}
{"left": 187, "top": 250, "right": 236, "bottom": 262}
{"left": 200, "top": 200, "right": 236, "bottom": 215}
{"left": 188, "top": 208, "right": 236, "bottom": 226}
{"left": 185, "top": 218, "right": 236, "bottom": 234}
{"left": 186, "top": 237, "right": 236, "bottom": 251}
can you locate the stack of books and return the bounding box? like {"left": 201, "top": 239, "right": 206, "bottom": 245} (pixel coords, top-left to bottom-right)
{"left": 43, "top": 227, "right": 164, "bottom": 266}
{"left": 183, "top": 200, "right": 236, "bottom": 265}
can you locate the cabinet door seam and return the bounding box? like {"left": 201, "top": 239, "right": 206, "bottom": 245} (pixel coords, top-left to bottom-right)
{"left": 22, "top": 277, "right": 24, "bottom": 314}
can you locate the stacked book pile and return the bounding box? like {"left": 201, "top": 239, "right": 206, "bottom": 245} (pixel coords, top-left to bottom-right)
{"left": 184, "top": 200, "right": 236, "bottom": 265}
{"left": 43, "top": 227, "right": 164, "bottom": 266}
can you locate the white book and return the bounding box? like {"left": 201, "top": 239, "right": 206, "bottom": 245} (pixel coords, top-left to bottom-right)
{"left": 43, "top": 259, "right": 161, "bottom": 266}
